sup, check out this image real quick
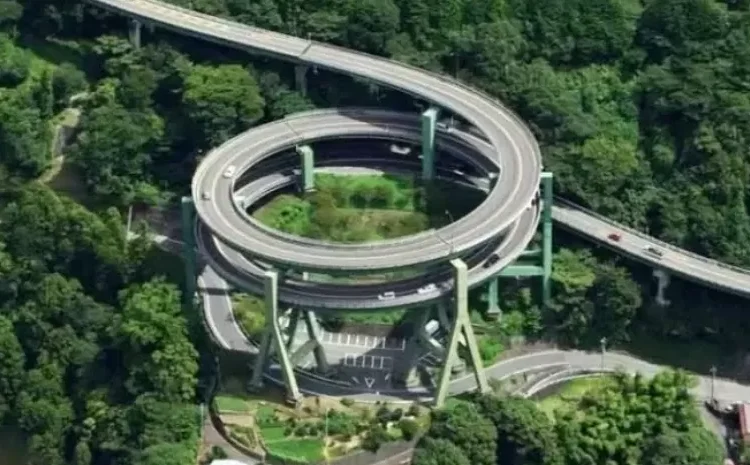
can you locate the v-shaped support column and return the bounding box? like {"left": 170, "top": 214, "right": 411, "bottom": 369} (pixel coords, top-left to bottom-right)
{"left": 288, "top": 309, "right": 330, "bottom": 373}
{"left": 434, "top": 259, "right": 489, "bottom": 408}
{"left": 250, "top": 270, "right": 301, "bottom": 404}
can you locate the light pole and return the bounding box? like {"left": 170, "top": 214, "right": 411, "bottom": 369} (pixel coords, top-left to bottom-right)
{"left": 600, "top": 337, "right": 607, "bottom": 371}
{"left": 710, "top": 366, "right": 717, "bottom": 402}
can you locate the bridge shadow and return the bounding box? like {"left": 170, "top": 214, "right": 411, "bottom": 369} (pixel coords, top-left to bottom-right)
{"left": 198, "top": 281, "right": 453, "bottom": 400}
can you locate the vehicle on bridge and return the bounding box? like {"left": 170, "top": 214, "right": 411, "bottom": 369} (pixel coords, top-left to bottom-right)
{"left": 644, "top": 245, "right": 664, "bottom": 258}
{"left": 483, "top": 253, "right": 500, "bottom": 268}
{"left": 607, "top": 232, "right": 621, "bottom": 242}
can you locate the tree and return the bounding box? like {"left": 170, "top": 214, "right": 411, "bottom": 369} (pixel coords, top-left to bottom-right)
{"left": 473, "top": 395, "right": 561, "bottom": 465}
{"left": 70, "top": 102, "right": 164, "bottom": 206}
{"left": 181, "top": 64, "right": 264, "bottom": 150}
{"left": 0, "top": 315, "right": 23, "bottom": 422}
{"left": 346, "top": 0, "right": 400, "bottom": 55}
{"left": 116, "top": 279, "right": 198, "bottom": 403}
{"left": 412, "top": 437, "right": 471, "bottom": 465}
{"left": 426, "top": 401, "right": 496, "bottom": 465}
{"left": 642, "top": 427, "right": 724, "bottom": 465}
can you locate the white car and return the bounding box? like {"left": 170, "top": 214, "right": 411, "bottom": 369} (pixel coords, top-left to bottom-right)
{"left": 378, "top": 291, "right": 396, "bottom": 301}
{"left": 417, "top": 283, "right": 437, "bottom": 294}
{"left": 390, "top": 144, "right": 411, "bottom": 155}
{"left": 223, "top": 165, "right": 237, "bottom": 178}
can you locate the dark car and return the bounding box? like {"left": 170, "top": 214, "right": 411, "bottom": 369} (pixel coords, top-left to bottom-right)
{"left": 484, "top": 254, "right": 500, "bottom": 268}
{"left": 607, "top": 232, "right": 621, "bottom": 242}
{"left": 644, "top": 245, "right": 664, "bottom": 258}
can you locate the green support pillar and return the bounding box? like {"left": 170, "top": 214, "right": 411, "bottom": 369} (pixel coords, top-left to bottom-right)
{"left": 285, "top": 308, "right": 301, "bottom": 350}
{"left": 435, "top": 259, "right": 489, "bottom": 408}
{"left": 295, "top": 65, "right": 308, "bottom": 96}
{"left": 297, "top": 145, "right": 315, "bottom": 192}
{"left": 250, "top": 270, "right": 301, "bottom": 404}
{"left": 541, "top": 172, "right": 553, "bottom": 308}
{"left": 421, "top": 107, "right": 439, "bottom": 181}
{"left": 128, "top": 19, "right": 142, "bottom": 49}
{"left": 180, "top": 197, "right": 197, "bottom": 310}
{"left": 485, "top": 279, "right": 501, "bottom": 318}
{"left": 302, "top": 310, "right": 330, "bottom": 373}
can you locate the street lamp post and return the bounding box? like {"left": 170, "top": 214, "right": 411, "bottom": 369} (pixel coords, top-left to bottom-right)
{"left": 710, "top": 366, "right": 717, "bottom": 402}
{"left": 600, "top": 337, "right": 607, "bottom": 371}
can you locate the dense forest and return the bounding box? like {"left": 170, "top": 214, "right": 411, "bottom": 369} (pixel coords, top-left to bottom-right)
{"left": 0, "top": 0, "right": 750, "bottom": 462}
{"left": 413, "top": 372, "right": 724, "bottom": 465}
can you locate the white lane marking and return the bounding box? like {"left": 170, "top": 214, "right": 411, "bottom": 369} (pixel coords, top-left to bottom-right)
{"left": 365, "top": 377, "right": 375, "bottom": 388}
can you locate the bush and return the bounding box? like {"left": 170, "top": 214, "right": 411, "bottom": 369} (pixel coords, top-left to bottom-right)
{"left": 52, "top": 63, "right": 87, "bottom": 109}
{"left": 398, "top": 419, "right": 419, "bottom": 441}
{"left": 362, "top": 425, "right": 390, "bottom": 452}
{"left": 391, "top": 408, "right": 404, "bottom": 422}
{"left": 340, "top": 398, "right": 355, "bottom": 407}
{"left": 407, "top": 405, "right": 420, "bottom": 417}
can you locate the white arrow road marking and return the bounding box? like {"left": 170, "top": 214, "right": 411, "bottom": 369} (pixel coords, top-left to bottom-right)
{"left": 351, "top": 376, "right": 359, "bottom": 384}
{"left": 365, "top": 377, "right": 375, "bottom": 388}
{"left": 384, "top": 373, "right": 391, "bottom": 381}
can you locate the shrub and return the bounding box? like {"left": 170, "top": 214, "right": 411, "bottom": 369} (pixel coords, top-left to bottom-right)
{"left": 399, "top": 419, "right": 419, "bottom": 441}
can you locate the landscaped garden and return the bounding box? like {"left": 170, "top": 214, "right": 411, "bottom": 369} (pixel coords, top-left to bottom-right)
{"left": 213, "top": 379, "right": 428, "bottom": 463}
{"left": 536, "top": 376, "right": 614, "bottom": 417}
{"left": 252, "top": 173, "right": 484, "bottom": 243}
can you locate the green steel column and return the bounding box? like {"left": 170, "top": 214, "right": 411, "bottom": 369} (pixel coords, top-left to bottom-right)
{"left": 421, "top": 108, "right": 439, "bottom": 181}
{"left": 485, "top": 279, "right": 501, "bottom": 318}
{"left": 297, "top": 145, "right": 315, "bottom": 192}
{"left": 303, "top": 310, "right": 330, "bottom": 373}
{"left": 128, "top": 19, "right": 142, "bottom": 49}
{"left": 541, "top": 172, "right": 553, "bottom": 308}
{"left": 295, "top": 65, "right": 308, "bottom": 96}
{"left": 285, "top": 308, "right": 301, "bottom": 350}
{"left": 180, "top": 197, "right": 197, "bottom": 310}
{"left": 250, "top": 330, "right": 272, "bottom": 388}
{"left": 435, "top": 259, "right": 489, "bottom": 408}
{"left": 250, "top": 271, "right": 301, "bottom": 402}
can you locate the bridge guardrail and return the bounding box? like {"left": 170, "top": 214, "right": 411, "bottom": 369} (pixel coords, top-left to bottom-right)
{"left": 554, "top": 197, "right": 750, "bottom": 277}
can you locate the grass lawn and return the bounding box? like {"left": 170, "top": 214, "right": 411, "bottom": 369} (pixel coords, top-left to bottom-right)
{"left": 214, "top": 395, "right": 251, "bottom": 413}
{"left": 537, "top": 376, "right": 612, "bottom": 418}
{"left": 259, "top": 425, "right": 287, "bottom": 442}
{"left": 265, "top": 438, "right": 325, "bottom": 462}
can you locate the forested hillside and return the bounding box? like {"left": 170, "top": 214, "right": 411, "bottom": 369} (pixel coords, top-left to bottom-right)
{"left": 0, "top": 3, "right": 749, "bottom": 463}
{"left": 3, "top": 0, "right": 750, "bottom": 355}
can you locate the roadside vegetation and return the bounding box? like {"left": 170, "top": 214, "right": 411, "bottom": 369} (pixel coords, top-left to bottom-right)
{"left": 414, "top": 371, "right": 723, "bottom": 465}
{"left": 213, "top": 379, "right": 428, "bottom": 463}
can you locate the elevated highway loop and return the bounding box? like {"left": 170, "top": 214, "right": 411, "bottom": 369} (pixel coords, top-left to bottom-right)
{"left": 87, "top": 0, "right": 750, "bottom": 406}
{"left": 85, "top": 0, "right": 543, "bottom": 274}
{"left": 191, "top": 109, "right": 536, "bottom": 272}
{"left": 197, "top": 156, "right": 540, "bottom": 310}
{"left": 86, "top": 0, "right": 750, "bottom": 308}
